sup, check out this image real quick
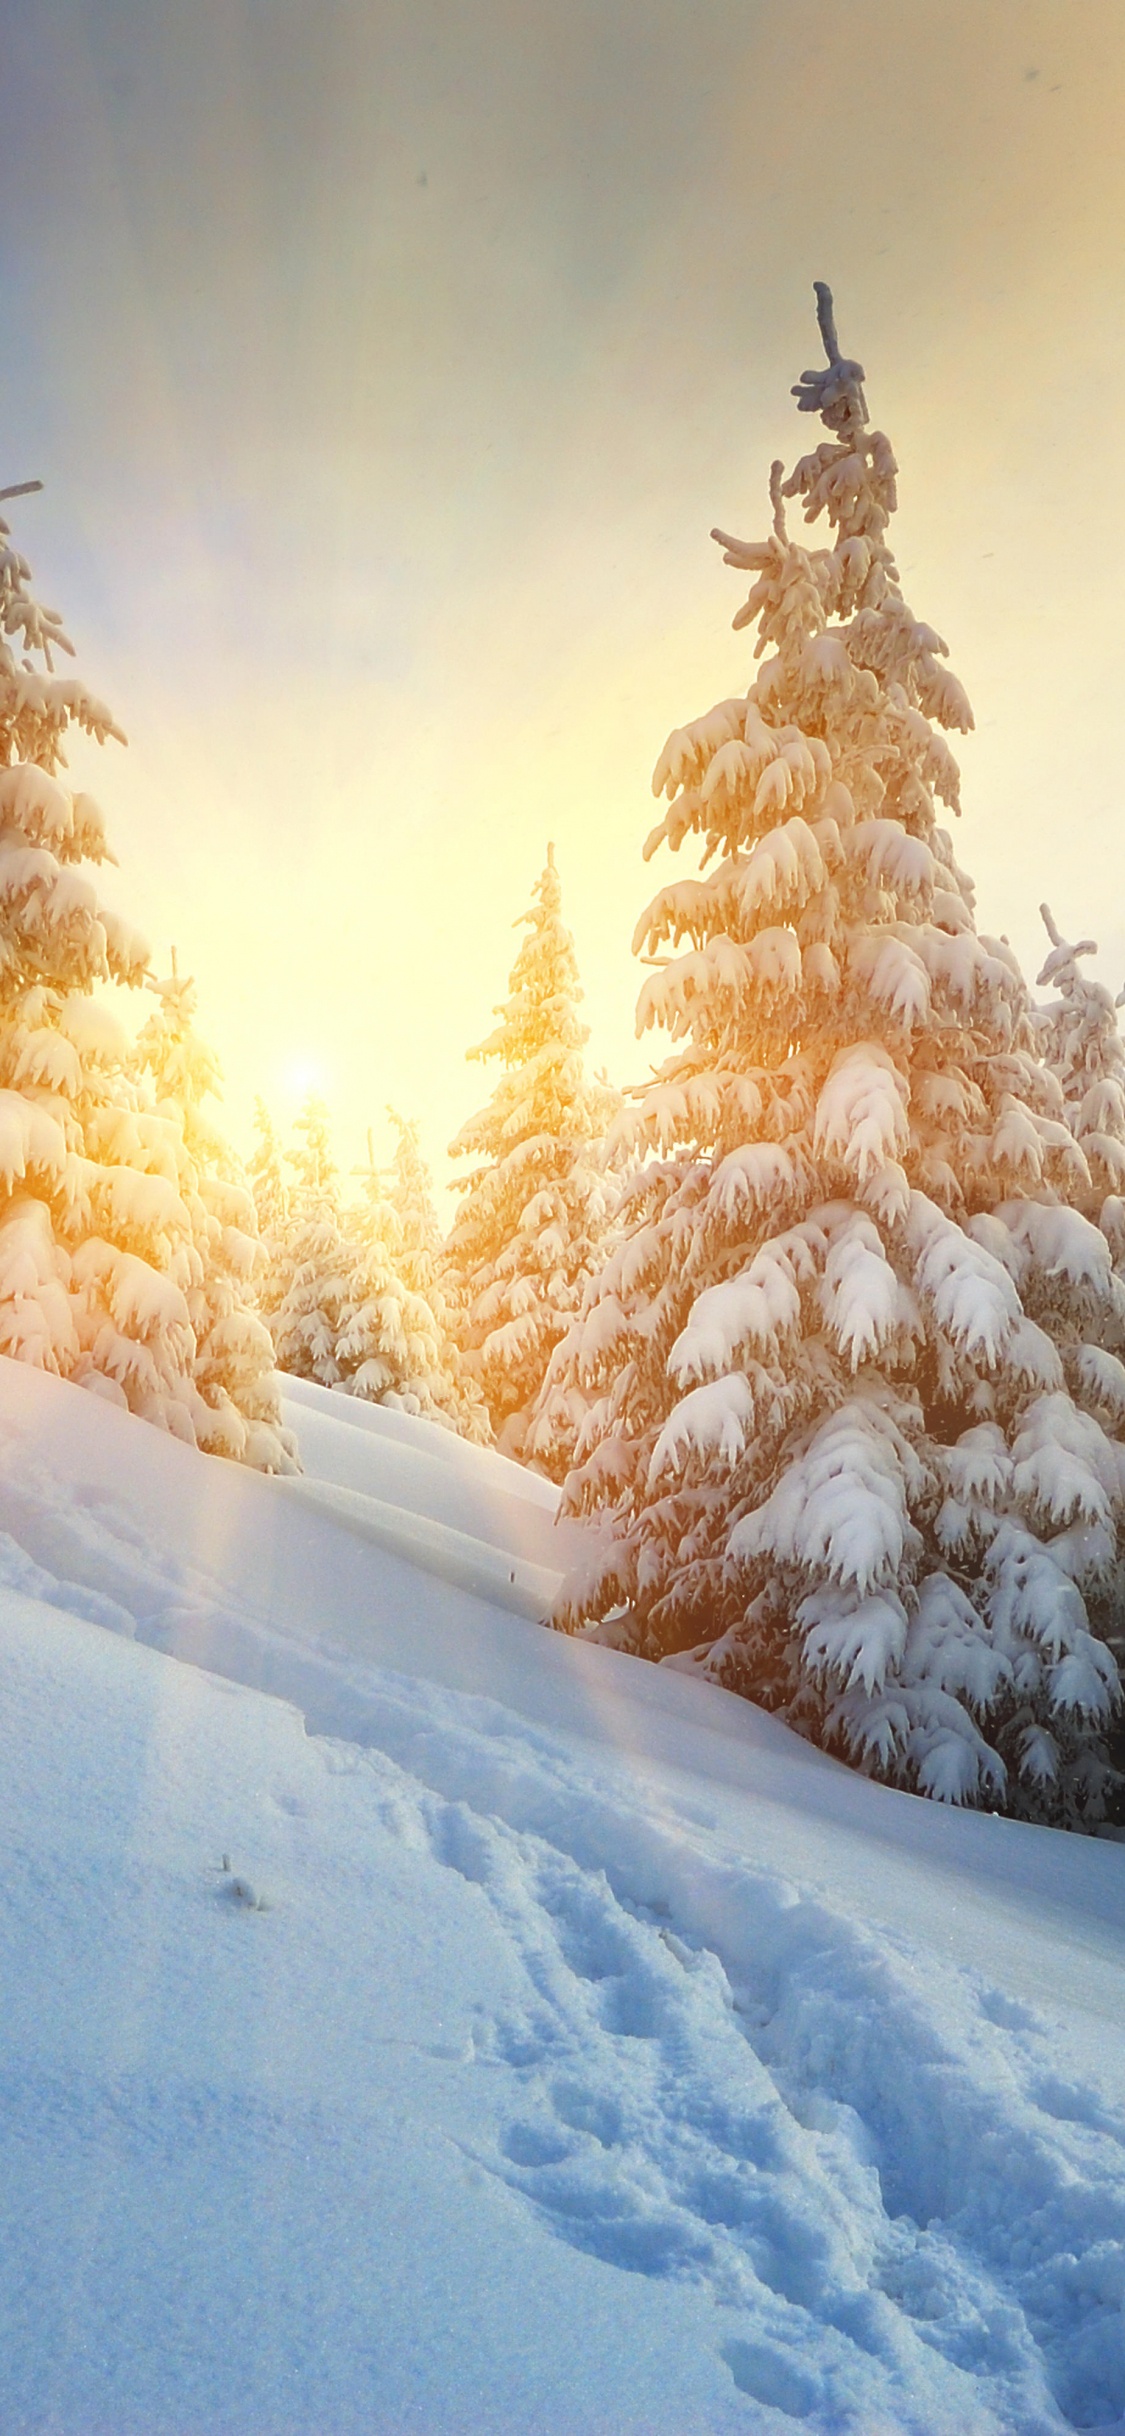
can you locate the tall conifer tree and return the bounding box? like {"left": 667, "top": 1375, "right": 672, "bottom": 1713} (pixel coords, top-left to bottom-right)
{"left": 0, "top": 486, "right": 261, "bottom": 1446}
{"left": 448, "top": 847, "right": 615, "bottom": 1470}
{"left": 335, "top": 1130, "right": 451, "bottom": 1414}
{"left": 247, "top": 1096, "right": 292, "bottom": 1319}
{"left": 135, "top": 965, "right": 295, "bottom": 1469}
{"left": 554, "top": 288, "right": 1122, "bottom": 1826}
{"left": 1036, "top": 908, "right": 1125, "bottom": 1195}
{"left": 384, "top": 1110, "right": 490, "bottom": 1439}
{"left": 271, "top": 1095, "right": 354, "bottom": 1387}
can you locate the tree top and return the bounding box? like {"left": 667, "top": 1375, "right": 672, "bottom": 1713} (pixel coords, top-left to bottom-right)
{"left": 791, "top": 281, "right": 868, "bottom": 434}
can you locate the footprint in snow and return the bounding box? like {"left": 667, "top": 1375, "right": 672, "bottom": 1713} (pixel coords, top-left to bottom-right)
{"left": 722, "top": 2336, "right": 819, "bottom": 2418}
{"left": 421, "top": 1780, "right": 1125, "bottom": 2432}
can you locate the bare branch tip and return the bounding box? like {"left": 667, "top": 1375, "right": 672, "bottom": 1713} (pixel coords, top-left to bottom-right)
{"left": 813, "top": 281, "right": 840, "bottom": 366}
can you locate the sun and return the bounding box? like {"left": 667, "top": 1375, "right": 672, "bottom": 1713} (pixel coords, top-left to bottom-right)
{"left": 280, "top": 1054, "right": 331, "bottom": 1104}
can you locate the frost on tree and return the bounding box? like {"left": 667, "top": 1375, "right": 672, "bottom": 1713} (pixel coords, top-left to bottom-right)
{"left": 447, "top": 847, "right": 616, "bottom": 1476}
{"left": 553, "top": 287, "right": 1122, "bottom": 1827}
{"left": 135, "top": 964, "right": 296, "bottom": 1471}
{"left": 0, "top": 490, "right": 240, "bottom": 1445}
{"left": 270, "top": 1095, "right": 355, "bottom": 1388}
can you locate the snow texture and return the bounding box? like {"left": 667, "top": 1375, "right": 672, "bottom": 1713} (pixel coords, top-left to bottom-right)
{"left": 0, "top": 1357, "right": 1123, "bottom": 2434}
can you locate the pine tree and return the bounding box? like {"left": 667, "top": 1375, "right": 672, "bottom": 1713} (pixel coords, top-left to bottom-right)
{"left": 1036, "top": 906, "right": 1125, "bottom": 1194}
{"left": 553, "top": 286, "right": 1122, "bottom": 1828}
{"left": 1034, "top": 907, "right": 1125, "bottom": 1731}
{"left": 0, "top": 483, "right": 241, "bottom": 1440}
{"left": 270, "top": 1095, "right": 354, "bottom": 1387}
{"left": 334, "top": 1130, "right": 455, "bottom": 1415}
{"left": 447, "top": 846, "right": 616, "bottom": 1472}
{"left": 386, "top": 1110, "right": 445, "bottom": 1299}
{"left": 384, "top": 1110, "right": 491, "bottom": 1439}
{"left": 247, "top": 1098, "right": 293, "bottom": 1323}
{"left": 135, "top": 964, "right": 296, "bottom": 1470}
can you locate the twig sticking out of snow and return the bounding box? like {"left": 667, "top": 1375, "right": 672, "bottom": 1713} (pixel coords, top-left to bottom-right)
{"left": 215, "top": 1857, "right": 270, "bottom": 1911}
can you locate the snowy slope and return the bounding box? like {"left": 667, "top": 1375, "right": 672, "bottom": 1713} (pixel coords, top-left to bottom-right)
{"left": 0, "top": 1361, "right": 1123, "bottom": 2435}
{"left": 278, "top": 1374, "right": 585, "bottom": 1617}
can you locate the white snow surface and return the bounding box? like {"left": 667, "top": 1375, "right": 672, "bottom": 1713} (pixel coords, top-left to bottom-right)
{"left": 0, "top": 1361, "right": 1123, "bottom": 2435}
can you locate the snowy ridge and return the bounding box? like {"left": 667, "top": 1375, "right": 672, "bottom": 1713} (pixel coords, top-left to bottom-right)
{"left": 0, "top": 1365, "right": 1120, "bottom": 1971}
{"left": 0, "top": 1360, "right": 1123, "bottom": 2430}
{"left": 282, "top": 1471, "right": 564, "bottom": 1620}
{"left": 282, "top": 1372, "right": 566, "bottom": 1512}
{"left": 278, "top": 1379, "right": 577, "bottom": 1614}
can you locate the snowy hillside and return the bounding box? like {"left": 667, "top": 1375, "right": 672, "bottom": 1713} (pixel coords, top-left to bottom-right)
{"left": 0, "top": 1360, "right": 1123, "bottom": 2435}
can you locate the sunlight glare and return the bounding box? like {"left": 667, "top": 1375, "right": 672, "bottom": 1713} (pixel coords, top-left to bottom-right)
{"left": 280, "top": 1055, "right": 331, "bottom": 1107}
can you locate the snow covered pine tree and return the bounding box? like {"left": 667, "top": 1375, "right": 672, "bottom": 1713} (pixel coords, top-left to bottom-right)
{"left": 1037, "top": 905, "right": 1125, "bottom": 1199}
{"left": 448, "top": 846, "right": 616, "bottom": 1474}
{"left": 383, "top": 1110, "right": 490, "bottom": 1438}
{"left": 135, "top": 963, "right": 295, "bottom": 1469}
{"left": 270, "top": 1095, "right": 355, "bottom": 1387}
{"left": 554, "top": 286, "right": 1123, "bottom": 1827}
{"left": 0, "top": 484, "right": 280, "bottom": 1453}
{"left": 333, "top": 1124, "right": 470, "bottom": 1423}
{"left": 247, "top": 1096, "right": 293, "bottom": 1326}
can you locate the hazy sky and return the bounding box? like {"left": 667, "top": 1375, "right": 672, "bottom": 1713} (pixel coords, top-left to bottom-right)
{"left": 3, "top": 0, "right": 1124, "bottom": 1195}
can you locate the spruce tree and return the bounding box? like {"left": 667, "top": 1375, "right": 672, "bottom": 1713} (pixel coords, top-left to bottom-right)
{"left": 386, "top": 1110, "right": 445, "bottom": 1299}
{"left": 135, "top": 964, "right": 295, "bottom": 1469}
{"left": 554, "top": 286, "right": 1122, "bottom": 1827}
{"left": 247, "top": 1097, "right": 293, "bottom": 1324}
{"left": 270, "top": 1095, "right": 354, "bottom": 1387}
{"left": 1034, "top": 907, "right": 1125, "bottom": 1726}
{"left": 1036, "top": 907, "right": 1125, "bottom": 1195}
{"left": 0, "top": 485, "right": 243, "bottom": 1442}
{"left": 335, "top": 1130, "right": 456, "bottom": 1416}
{"left": 384, "top": 1110, "right": 491, "bottom": 1439}
{"left": 447, "top": 846, "right": 615, "bottom": 1472}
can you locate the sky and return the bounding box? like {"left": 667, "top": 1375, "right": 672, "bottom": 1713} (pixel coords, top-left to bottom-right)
{"left": 2, "top": 0, "right": 1125, "bottom": 1200}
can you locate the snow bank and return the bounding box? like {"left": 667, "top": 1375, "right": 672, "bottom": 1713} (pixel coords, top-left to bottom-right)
{"left": 0, "top": 1357, "right": 1123, "bottom": 2432}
